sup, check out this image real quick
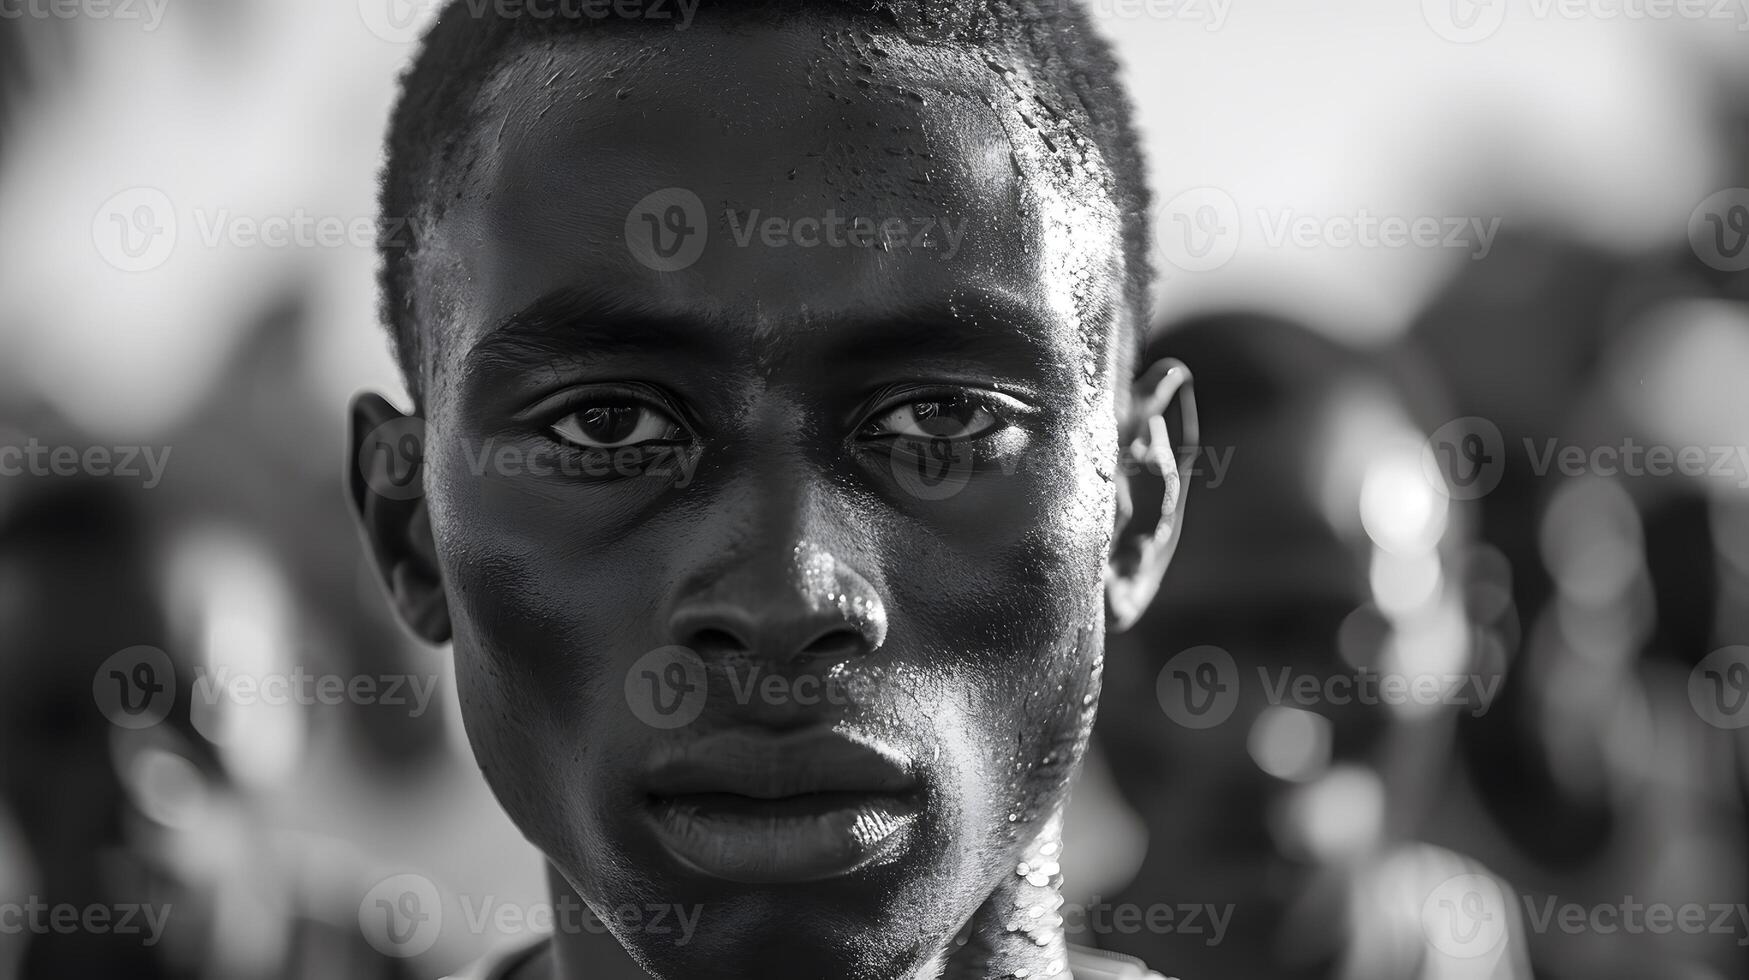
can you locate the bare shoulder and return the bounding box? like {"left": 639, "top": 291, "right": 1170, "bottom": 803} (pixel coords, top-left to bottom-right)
{"left": 1067, "top": 945, "right": 1177, "bottom": 980}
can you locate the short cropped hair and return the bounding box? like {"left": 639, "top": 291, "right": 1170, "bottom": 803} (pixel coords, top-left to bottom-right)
{"left": 378, "top": 0, "right": 1152, "bottom": 399}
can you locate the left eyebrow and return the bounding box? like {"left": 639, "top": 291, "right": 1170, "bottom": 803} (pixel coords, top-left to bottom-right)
{"left": 818, "top": 287, "right": 1088, "bottom": 378}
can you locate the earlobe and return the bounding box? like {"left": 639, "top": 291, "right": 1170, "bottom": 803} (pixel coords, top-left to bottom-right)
{"left": 1106, "top": 359, "right": 1196, "bottom": 633}
{"left": 348, "top": 392, "right": 452, "bottom": 644}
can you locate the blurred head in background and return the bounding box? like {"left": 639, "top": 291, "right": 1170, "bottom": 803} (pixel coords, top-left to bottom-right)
{"left": 1094, "top": 313, "right": 1497, "bottom": 979}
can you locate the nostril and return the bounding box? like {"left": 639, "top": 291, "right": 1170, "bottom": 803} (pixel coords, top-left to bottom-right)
{"left": 689, "top": 627, "right": 745, "bottom": 657}
{"left": 800, "top": 627, "right": 864, "bottom": 663}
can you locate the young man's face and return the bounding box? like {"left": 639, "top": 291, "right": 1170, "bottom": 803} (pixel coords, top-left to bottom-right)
{"left": 358, "top": 18, "right": 1176, "bottom": 980}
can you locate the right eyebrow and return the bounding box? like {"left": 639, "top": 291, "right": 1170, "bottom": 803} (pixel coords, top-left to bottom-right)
{"left": 461, "top": 286, "right": 735, "bottom": 380}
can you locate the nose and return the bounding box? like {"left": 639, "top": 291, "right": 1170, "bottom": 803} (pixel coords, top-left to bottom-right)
{"left": 669, "top": 541, "right": 887, "bottom": 669}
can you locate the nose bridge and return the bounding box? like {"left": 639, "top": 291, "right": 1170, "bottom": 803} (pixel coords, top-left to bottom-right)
{"left": 670, "top": 456, "right": 886, "bottom": 664}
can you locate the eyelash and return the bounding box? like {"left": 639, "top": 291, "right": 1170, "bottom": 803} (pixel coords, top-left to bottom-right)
{"left": 857, "top": 389, "right": 1012, "bottom": 443}
{"left": 535, "top": 385, "right": 693, "bottom": 451}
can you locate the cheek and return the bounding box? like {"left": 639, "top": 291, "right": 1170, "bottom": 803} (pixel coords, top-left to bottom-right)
{"left": 896, "top": 418, "right": 1116, "bottom": 828}
{"left": 419, "top": 432, "right": 668, "bottom": 841}
{"left": 984, "top": 422, "right": 1118, "bottom": 814}
{"left": 898, "top": 409, "right": 1117, "bottom": 650}
{"left": 423, "top": 423, "right": 664, "bottom": 686}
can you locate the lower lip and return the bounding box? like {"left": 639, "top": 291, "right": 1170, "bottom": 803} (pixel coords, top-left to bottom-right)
{"left": 648, "top": 792, "right": 920, "bottom": 883}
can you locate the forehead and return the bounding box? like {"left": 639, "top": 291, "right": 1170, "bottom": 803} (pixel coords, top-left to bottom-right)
{"left": 414, "top": 18, "right": 1125, "bottom": 396}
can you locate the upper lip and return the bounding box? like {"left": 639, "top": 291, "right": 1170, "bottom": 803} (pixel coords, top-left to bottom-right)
{"left": 644, "top": 728, "right": 917, "bottom": 800}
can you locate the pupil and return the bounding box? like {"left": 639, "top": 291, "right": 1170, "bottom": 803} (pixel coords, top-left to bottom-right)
{"left": 580, "top": 405, "right": 637, "bottom": 443}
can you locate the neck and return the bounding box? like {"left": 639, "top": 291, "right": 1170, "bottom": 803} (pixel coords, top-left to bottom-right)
{"left": 931, "top": 811, "right": 1074, "bottom": 980}
{"left": 540, "top": 867, "right": 651, "bottom": 980}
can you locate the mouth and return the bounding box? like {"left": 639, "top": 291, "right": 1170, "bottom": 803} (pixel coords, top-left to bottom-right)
{"left": 643, "top": 729, "right": 921, "bottom": 884}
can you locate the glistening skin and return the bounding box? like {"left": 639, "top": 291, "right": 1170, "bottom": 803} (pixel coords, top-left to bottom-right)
{"left": 351, "top": 9, "right": 1188, "bottom": 980}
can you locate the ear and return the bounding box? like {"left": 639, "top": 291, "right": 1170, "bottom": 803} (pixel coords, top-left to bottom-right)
{"left": 348, "top": 392, "right": 451, "bottom": 644}
{"left": 1106, "top": 358, "right": 1197, "bottom": 633}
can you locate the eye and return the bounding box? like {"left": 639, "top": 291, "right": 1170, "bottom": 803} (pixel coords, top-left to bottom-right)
{"left": 863, "top": 395, "right": 1002, "bottom": 442}
{"left": 550, "top": 401, "right": 687, "bottom": 449}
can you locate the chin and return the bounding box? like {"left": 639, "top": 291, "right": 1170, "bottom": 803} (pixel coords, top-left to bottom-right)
{"left": 589, "top": 821, "right": 970, "bottom": 980}
{"left": 621, "top": 890, "right": 932, "bottom": 980}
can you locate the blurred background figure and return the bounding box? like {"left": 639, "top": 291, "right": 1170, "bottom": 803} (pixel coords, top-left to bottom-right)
{"left": 0, "top": 8, "right": 545, "bottom": 978}
{"left": 1081, "top": 312, "right": 1530, "bottom": 980}
{"left": 2, "top": 1, "right": 1749, "bottom": 978}
{"left": 1408, "top": 165, "right": 1749, "bottom": 979}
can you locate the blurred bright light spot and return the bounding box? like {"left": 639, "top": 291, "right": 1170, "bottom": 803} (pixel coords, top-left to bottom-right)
{"left": 123, "top": 744, "right": 208, "bottom": 831}
{"left": 1371, "top": 546, "right": 1444, "bottom": 618}
{"left": 1382, "top": 600, "right": 1472, "bottom": 721}
{"left": 1612, "top": 299, "right": 1749, "bottom": 495}
{"left": 1555, "top": 596, "right": 1642, "bottom": 667}
{"left": 172, "top": 527, "right": 304, "bottom": 790}
{"left": 1392, "top": 600, "right": 1469, "bottom": 676}
{"left": 1283, "top": 764, "right": 1384, "bottom": 862}
{"left": 1248, "top": 706, "right": 1333, "bottom": 782}
{"left": 1361, "top": 451, "right": 1449, "bottom": 554}
{"left": 1540, "top": 477, "right": 1642, "bottom": 605}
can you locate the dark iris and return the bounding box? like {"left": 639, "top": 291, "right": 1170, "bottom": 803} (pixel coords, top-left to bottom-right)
{"left": 577, "top": 405, "right": 640, "bottom": 444}
{"left": 908, "top": 398, "right": 980, "bottom": 435}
